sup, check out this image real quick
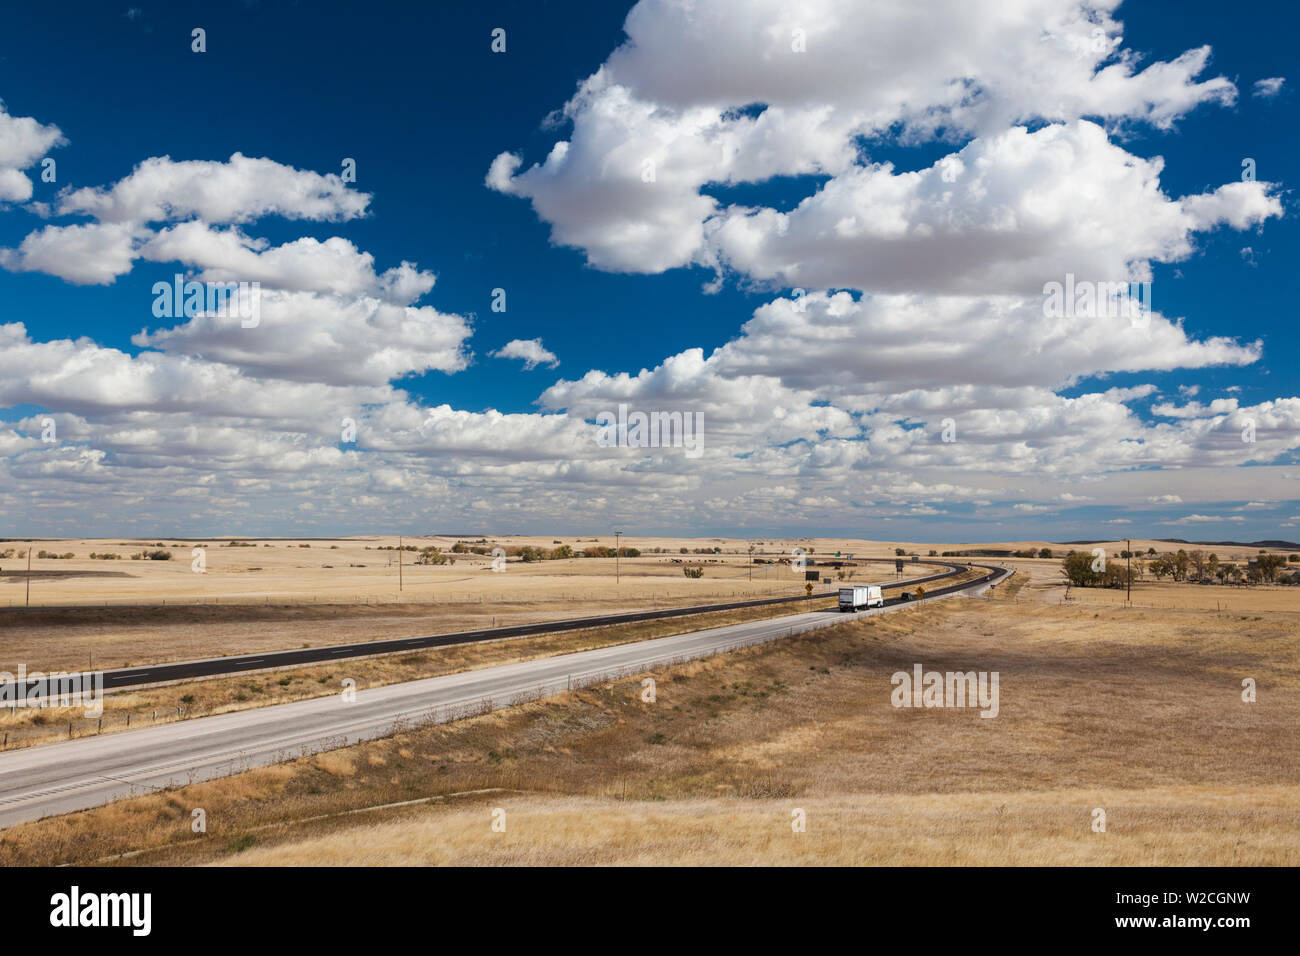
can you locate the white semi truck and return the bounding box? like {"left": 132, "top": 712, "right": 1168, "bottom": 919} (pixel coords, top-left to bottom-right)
{"left": 838, "top": 584, "right": 884, "bottom": 611}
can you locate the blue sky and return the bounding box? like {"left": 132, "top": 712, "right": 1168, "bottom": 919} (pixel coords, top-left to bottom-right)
{"left": 1, "top": 0, "right": 791, "bottom": 417}
{"left": 1, "top": 0, "right": 1297, "bottom": 541}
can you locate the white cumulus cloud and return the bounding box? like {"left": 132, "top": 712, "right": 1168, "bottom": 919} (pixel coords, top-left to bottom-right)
{"left": 491, "top": 338, "right": 560, "bottom": 370}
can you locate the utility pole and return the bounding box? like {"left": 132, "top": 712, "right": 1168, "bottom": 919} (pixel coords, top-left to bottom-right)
{"left": 25, "top": 541, "right": 32, "bottom": 607}
{"left": 1126, "top": 537, "right": 1131, "bottom": 604}
{"left": 398, "top": 535, "right": 403, "bottom": 592}
{"left": 614, "top": 531, "right": 622, "bottom": 584}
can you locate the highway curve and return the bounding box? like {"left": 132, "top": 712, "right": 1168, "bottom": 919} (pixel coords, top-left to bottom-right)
{"left": 0, "top": 564, "right": 1010, "bottom": 829}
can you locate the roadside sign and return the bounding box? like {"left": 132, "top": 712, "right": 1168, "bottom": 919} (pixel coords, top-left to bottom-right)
{"left": 916, "top": 585, "right": 925, "bottom": 601}
{"left": 805, "top": 583, "right": 814, "bottom": 596}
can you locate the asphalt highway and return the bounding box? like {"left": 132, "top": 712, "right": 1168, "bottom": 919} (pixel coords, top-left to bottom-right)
{"left": 0, "top": 564, "right": 1009, "bottom": 828}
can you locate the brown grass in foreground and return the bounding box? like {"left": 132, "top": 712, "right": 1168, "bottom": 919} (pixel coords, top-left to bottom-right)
{"left": 212, "top": 787, "right": 1298, "bottom": 866}
{"left": 1, "top": 597, "right": 1294, "bottom": 866}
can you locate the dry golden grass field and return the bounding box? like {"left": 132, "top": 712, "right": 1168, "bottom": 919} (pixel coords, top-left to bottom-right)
{"left": 0, "top": 534, "right": 925, "bottom": 610}
{"left": 7, "top": 534, "right": 1270, "bottom": 611}
{"left": 7, "top": 532, "right": 1286, "bottom": 674}
{"left": 0, "top": 537, "right": 962, "bottom": 672}
{"left": 2, "top": 587, "right": 1295, "bottom": 866}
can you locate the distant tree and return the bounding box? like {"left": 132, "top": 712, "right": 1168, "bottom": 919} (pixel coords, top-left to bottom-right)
{"left": 1062, "top": 551, "right": 1130, "bottom": 589}
{"left": 894, "top": 548, "right": 906, "bottom": 556}
{"left": 1256, "top": 553, "right": 1287, "bottom": 584}
{"left": 1062, "top": 552, "right": 1098, "bottom": 587}
{"left": 683, "top": 566, "right": 704, "bottom": 579}
{"left": 1039, "top": 548, "right": 1053, "bottom": 559}
{"left": 1188, "top": 550, "right": 1207, "bottom": 581}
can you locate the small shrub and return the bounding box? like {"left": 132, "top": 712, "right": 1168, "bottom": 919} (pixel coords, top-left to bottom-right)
{"left": 224, "top": 835, "right": 257, "bottom": 854}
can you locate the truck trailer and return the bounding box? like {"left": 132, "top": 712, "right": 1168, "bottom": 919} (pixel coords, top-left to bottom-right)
{"left": 838, "top": 585, "right": 884, "bottom": 611}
